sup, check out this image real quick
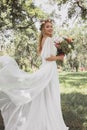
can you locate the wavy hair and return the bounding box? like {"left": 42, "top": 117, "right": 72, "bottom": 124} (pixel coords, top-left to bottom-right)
{"left": 37, "top": 19, "right": 53, "bottom": 55}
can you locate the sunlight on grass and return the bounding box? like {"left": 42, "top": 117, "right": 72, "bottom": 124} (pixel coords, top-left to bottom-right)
{"left": 59, "top": 72, "right": 87, "bottom": 95}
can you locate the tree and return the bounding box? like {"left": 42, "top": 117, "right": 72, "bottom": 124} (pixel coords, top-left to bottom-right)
{"left": 0, "top": 0, "right": 46, "bottom": 29}
{"left": 55, "top": 0, "right": 87, "bottom": 19}
{"left": 0, "top": 0, "right": 47, "bottom": 71}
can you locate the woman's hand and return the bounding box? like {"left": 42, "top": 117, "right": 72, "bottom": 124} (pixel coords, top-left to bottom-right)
{"left": 45, "top": 55, "right": 64, "bottom": 61}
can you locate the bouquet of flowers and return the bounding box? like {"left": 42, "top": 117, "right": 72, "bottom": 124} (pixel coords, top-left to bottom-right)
{"left": 54, "top": 37, "right": 74, "bottom": 66}
{"left": 54, "top": 37, "right": 74, "bottom": 56}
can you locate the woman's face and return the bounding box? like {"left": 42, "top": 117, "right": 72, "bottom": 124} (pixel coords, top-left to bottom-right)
{"left": 43, "top": 22, "right": 53, "bottom": 37}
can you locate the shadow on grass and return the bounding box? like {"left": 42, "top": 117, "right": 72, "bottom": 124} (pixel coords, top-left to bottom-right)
{"left": 61, "top": 92, "right": 87, "bottom": 130}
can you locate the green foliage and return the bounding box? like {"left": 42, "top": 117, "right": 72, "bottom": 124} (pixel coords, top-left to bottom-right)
{"left": 0, "top": 0, "right": 46, "bottom": 29}
{"left": 53, "top": 0, "right": 87, "bottom": 19}
{"left": 54, "top": 21, "right": 87, "bottom": 69}
{"left": 0, "top": 0, "right": 46, "bottom": 71}
{"left": 55, "top": 0, "right": 68, "bottom": 4}
{"left": 13, "top": 30, "right": 41, "bottom": 71}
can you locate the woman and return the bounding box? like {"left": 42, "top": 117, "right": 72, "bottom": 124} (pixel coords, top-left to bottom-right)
{"left": 0, "top": 19, "right": 69, "bottom": 130}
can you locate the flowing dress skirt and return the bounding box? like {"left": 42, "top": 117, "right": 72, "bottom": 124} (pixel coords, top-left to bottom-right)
{"left": 0, "top": 55, "right": 69, "bottom": 130}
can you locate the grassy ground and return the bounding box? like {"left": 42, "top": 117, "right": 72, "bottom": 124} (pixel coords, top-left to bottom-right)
{"left": 59, "top": 72, "right": 87, "bottom": 130}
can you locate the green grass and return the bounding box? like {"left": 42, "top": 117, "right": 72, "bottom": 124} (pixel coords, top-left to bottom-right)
{"left": 59, "top": 72, "right": 87, "bottom": 130}
{"left": 59, "top": 71, "right": 87, "bottom": 94}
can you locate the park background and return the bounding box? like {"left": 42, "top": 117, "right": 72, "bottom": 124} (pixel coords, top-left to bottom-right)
{"left": 0, "top": 0, "right": 87, "bottom": 130}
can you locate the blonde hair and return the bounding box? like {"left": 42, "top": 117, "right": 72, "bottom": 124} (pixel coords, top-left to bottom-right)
{"left": 37, "top": 32, "right": 43, "bottom": 55}
{"left": 37, "top": 19, "right": 53, "bottom": 55}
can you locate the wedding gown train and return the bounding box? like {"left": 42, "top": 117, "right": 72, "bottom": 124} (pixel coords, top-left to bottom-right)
{"left": 0, "top": 37, "right": 69, "bottom": 130}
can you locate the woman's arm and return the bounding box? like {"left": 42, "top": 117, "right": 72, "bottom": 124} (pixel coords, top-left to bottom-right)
{"left": 45, "top": 55, "right": 64, "bottom": 61}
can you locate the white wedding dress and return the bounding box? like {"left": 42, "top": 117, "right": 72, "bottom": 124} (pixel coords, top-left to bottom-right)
{"left": 0, "top": 37, "right": 69, "bottom": 130}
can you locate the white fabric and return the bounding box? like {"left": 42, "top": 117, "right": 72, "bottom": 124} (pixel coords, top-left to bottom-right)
{"left": 0, "top": 37, "right": 69, "bottom": 130}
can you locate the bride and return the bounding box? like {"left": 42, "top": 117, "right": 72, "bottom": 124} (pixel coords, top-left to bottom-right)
{"left": 0, "top": 19, "right": 69, "bottom": 130}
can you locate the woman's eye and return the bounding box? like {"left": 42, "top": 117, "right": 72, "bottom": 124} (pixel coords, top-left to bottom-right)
{"left": 46, "top": 26, "right": 52, "bottom": 28}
